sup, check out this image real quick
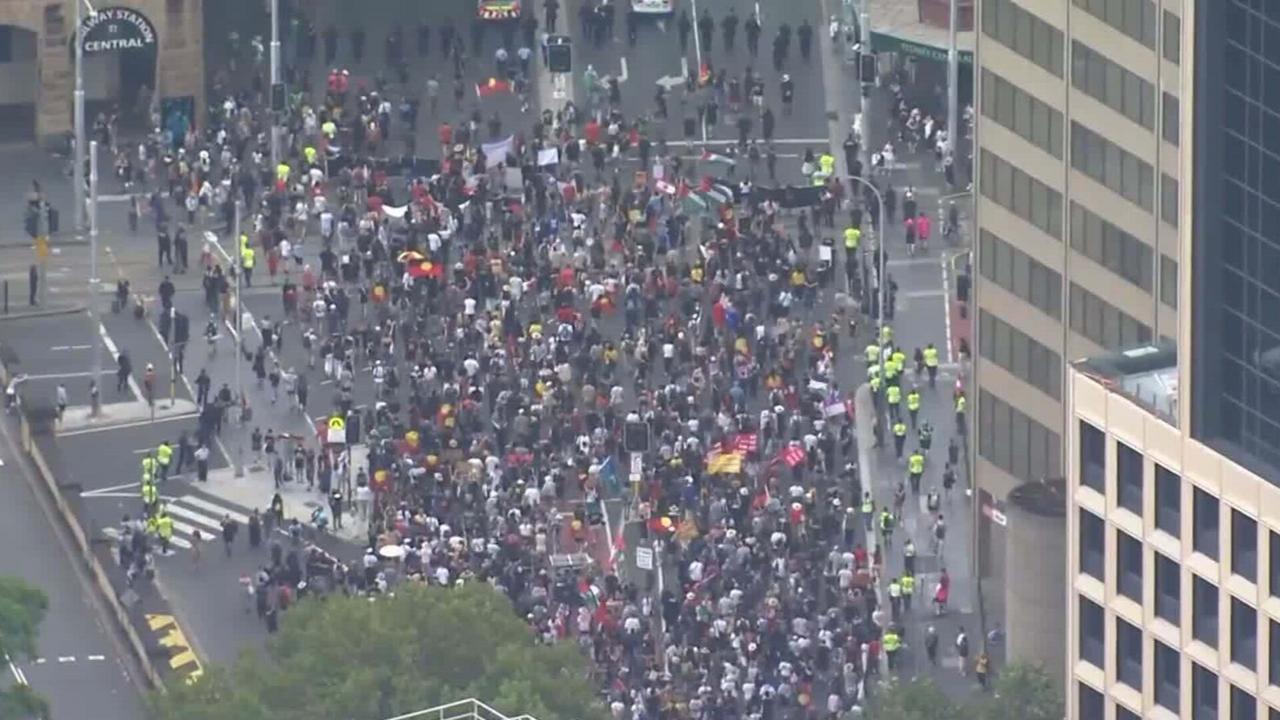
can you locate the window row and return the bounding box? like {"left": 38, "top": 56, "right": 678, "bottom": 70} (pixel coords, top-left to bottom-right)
{"left": 1071, "top": 121, "right": 1155, "bottom": 213}
{"left": 1161, "top": 173, "right": 1179, "bottom": 228}
{"left": 977, "top": 388, "right": 1061, "bottom": 482}
{"left": 978, "top": 309, "right": 1062, "bottom": 400}
{"left": 1069, "top": 201, "right": 1154, "bottom": 293}
{"left": 980, "top": 68, "right": 1063, "bottom": 158}
{"left": 1071, "top": 40, "right": 1155, "bottom": 131}
{"left": 981, "top": 0, "right": 1064, "bottom": 78}
{"left": 979, "top": 149, "right": 1063, "bottom": 240}
{"left": 1073, "top": 0, "right": 1157, "bottom": 49}
{"left": 1068, "top": 282, "right": 1152, "bottom": 350}
{"left": 978, "top": 229, "right": 1062, "bottom": 320}
{"left": 1076, "top": 421, "right": 1181, "bottom": 535}
{"left": 1160, "top": 255, "right": 1178, "bottom": 308}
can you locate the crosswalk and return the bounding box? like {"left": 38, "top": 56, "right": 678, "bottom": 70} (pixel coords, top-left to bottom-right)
{"left": 102, "top": 494, "right": 250, "bottom": 551}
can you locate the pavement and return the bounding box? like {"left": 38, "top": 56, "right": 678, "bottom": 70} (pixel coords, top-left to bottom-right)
{"left": 0, "top": 415, "right": 146, "bottom": 720}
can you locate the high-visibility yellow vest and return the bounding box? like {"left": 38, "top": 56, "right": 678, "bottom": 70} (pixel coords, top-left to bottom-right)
{"left": 884, "top": 631, "right": 901, "bottom": 652}
{"left": 886, "top": 386, "right": 901, "bottom": 406}
{"left": 844, "top": 227, "right": 861, "bottom": 249}
{"left": 862, "top": 499, "right": 873, "bottom": 514}
{"left": 241, "top": 247, "right": 256, "bottom": 269}
{"left": 924, "top": 346, "right": 939, "bottom": 368}
{"left": 901, "top": 575, "right": 915, "bottom": 595}
{"left": 141, "top": 483, "right": 158, "bottom": 505}
{"left": 909, "top": 454, "right": 925, "bottom": 474}
{"left": 880, "top": 326, "right": 893, "bottom": 344}
{"left": 865, "top": 344, "right": 880, "bottom": 364}
{"left": 906, "top": 392, "right": 920, "bottom": 412}
{"left": 156, "top": 515, "right": 173, "bottom": 539}
{"left": 894, "top": 422, "right": 907, "bottom": 438}
{"left": 956, "top": 395, "right": 967, "bottom": 413}
{"left": 156, "top": 444, "right": 173, "bottom": 466}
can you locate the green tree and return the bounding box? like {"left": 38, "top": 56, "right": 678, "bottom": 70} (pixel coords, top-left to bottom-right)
{"left": 150, "top": 583, "right": 606, "bottom": 720}
{"left": 0, "top": 577, "right": 50, "bottom": 720}
{"left": 964, "top": 662, "right": 1063, "bottom": 720}
{"left": 867, "top": 677, "right": 960, "bottom": 720}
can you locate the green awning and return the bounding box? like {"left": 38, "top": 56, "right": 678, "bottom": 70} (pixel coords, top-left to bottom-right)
{"left": 871, "top": 31, "right": 974, "bottom": 65}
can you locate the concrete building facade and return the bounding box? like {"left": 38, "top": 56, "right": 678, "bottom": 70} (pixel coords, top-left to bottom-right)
{"left": 970, "top": 0, "right": 1188, "bottom": 670}
{"left": 1063, "top": 0, "right": 1280, "bottom": 718}
{"left": 0, "top": 0, "right": 204, "bottom": 143}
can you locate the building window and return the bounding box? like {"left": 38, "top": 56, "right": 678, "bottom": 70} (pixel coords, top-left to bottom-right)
{"left": 1154, "top": 464, "right": 1180, "bottom": 536}
{"left": 1194, "top": 487, "right": 1220, "bottom": 559}
{"left": 1194, "top": 575, "right": 1220, "bottom": 647}
{"left": 1163, "top": 92, "right": 1180, "bottom": 146}
{"left": 1193, "top": 662, "right": 1220, "bottom": 720}
{"left": 984, "top": 0, "right": 1064, "bottom": 77}
{"left": 1116, "top": 441, "right": 1143, "bottom": 513}
{"left": 978, "top": 310, "right": 1061, "bottom": 400}
{"left": 1079, "top": 682, "right": 1104, "bottom": 719}
{"left": 979, "top": 229, "right": 1062, "bottom": 320}
{"left": 979, "top": 149, "right": 1063, "bottom": 240}
{"left": 1073, "top": 0, "right": 1156, "bottom": 48}
{"left": 981, "top": 68, "right": 1064, "bottom": 158}
{"left": 1071, "top": 40, "right": 1155, "bottom": 131}
{"left": 1069, "top": 202, "right": 1155, "bottom": 294}
{"left": 1160, "top": 255, "right": 1179, "bottom": 308}
{"left": 1232, "top": 510, "right": 1258, "bottom": 582}
{"left": 1080, "top": 595, "right": 1105, "bottom": 667}
{"left": 1155, "top": 551, "right": 1181, "bottom": 624}
{"left": 1232, "top": 598, "right": 1257, "bottom": 670}
{"left": 1080, "top": 509, "right": 1105, "bottom": 580}
{"left": 977, "top": 389, "right": 1062, "bottom": 483}
{"left": 1155, "top": 638, "right": 1180, "bottom": 712}
{"left": 1116, "top": 617, "right": 1143, "bottom": 689}
{"left": 1069, "top": 283, "right": 1153, "bottom": 350}
{"left": 1071, "top": 122, "right": 1155, "bottom": 212}
{"left": 1117, "top": 530, "right": 1143, "bottom": 601}
{"left": 1161, "top": 173, "right": 1180, "bottom": 227}
{"left": 1233, "top": 686, "right": 1257, "bottom": 720}
{"left": 1115, "top": 705, "right": 1140, "bottom": 720}
{"left": 1270, "top": 620, "right": 1280, "bottom": 686}
{"left": 1080, "top": 421, "right": 1105, "bottom": 492}
{"left": 1272, "top": 532, "right": 1280, "bottom": 598}
{"left": 1163, "top": 9, "right": 1181, "bottom": 64}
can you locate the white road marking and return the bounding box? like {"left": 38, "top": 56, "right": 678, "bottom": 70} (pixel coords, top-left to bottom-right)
{"left": 58, "top": 412, "right": 201, "bottom": 437}
{"left": 902, "top": 289, "right": 947, "bottom": 299}
{"left": 12, "top": 370, "right": 113, "bottom": 381}
{"left": 165, "top": 503, "right": 225, "bottom": 532}
{"left": 96, "top": 194, "right": 135, "bottom": 203}
{"left": 662, "top": 138, "right": 829, "bottom": 146}
{"left": 180, "top": 495, "right": 250, "bottom": 525}
{"left": 97, "top": 322, "right": 147, "bottom": 404}
{"left": 57, "top": 656, "right": 75, "bottom": 663}
{"left": 49, "top": 344, "right": 92, "bottom": 351}
{"left": 619, "top": 57, "right": 629, "bottom": 83}
{"left": 6, "top": 653, "right": 28, "bottom": 685}
{"left": 942, "top": 256, "right": 955, "bottom": 365}
{"left": 33, "top": 658, "right": 46, "bottom": 665}
{"left": 81, "top": 481, "right": 142, "bottom": 496}
{"left": 87, "top": 655, "right": 106, "bottom": 661}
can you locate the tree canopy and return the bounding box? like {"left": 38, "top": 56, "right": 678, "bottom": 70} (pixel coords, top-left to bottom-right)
{"left": 868, "top": 662, "right": 1061, "bottom": 720}
{"left": 150, "top": 583, "right": 606, "bottom": 720}
{"left": 0, "top": 577, "right": 50, "bottom": 720}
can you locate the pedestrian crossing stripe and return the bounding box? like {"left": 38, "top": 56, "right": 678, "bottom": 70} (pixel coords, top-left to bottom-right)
{"left": 102, "top": 494, "right": 250, "bottom": 552}
{"left": 145, "top": 614, "right": 204, "bottom": 684}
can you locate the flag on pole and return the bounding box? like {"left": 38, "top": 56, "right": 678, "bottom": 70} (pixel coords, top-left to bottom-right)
{"left": 779, "top": 445, "right": 807, "bottom": 468}
{"left": 699, "top": 149, "right": 736, "bottom": 167}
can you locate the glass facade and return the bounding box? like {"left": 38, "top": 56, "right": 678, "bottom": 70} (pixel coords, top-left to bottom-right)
{"left": 1192, "top": 1, "right": 1280, "bottom": 483}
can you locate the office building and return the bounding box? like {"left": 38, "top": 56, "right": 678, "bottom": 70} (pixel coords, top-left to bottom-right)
{"left": 1063, "top": 1, "right": 1280, "bottom": 718}
{"left": 971, "top": 0, "right": 1187, "bottom": 675}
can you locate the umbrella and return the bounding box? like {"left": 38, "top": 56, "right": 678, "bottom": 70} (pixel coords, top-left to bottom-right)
{"left": 397, "top": 250, "right": 425, "bottom": 263}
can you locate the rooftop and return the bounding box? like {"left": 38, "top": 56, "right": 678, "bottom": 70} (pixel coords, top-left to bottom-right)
{"left": 1074, "top": 343, "right": 1179, "bottom": 427}
{"left": 868, "top": 0, "right": 976, "bottom": 63}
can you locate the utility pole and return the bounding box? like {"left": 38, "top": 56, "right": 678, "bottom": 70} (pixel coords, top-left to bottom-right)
{"left": 73, "top": 0, "right": 87, "bottom": 235}
{"left": 233, "top": 200, "right": 245, "bottom": 478}
{"left": 269, "top": 0, "right": 282, "bottom": 169}
{"left": 946, "top": 0, "right": 959, "bottom": 174}
{"left": 88, "top": 140, "right": 101, "bottom": 416}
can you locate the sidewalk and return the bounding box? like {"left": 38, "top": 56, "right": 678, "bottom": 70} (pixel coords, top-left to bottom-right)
{"left": 194, "top": 460, "right": 367, "bottom": 545}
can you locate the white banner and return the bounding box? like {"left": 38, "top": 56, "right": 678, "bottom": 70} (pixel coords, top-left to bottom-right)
{"left": 537, "top": 147, "right": 560, "bottom": 167}
{"left": 482, "top": 135, "right": 515, "bottom": 169}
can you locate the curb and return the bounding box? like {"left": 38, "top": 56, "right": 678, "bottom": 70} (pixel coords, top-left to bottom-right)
{"left": 0, "top": 305, "right": 87, "bottom": 322}
{"left": 0, "top": 361, "right": 165, "bottom": 693}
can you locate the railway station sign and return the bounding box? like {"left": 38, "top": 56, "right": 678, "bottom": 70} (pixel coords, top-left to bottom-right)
{"left": 80, "top": 7, "right": 157, "bottom": 54}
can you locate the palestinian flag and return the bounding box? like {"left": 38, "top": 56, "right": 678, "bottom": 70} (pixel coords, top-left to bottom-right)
{"left": 476, "top": 77, "right": 512, "bottom": 98}
{"left": 700, "top": 149, "right": 736, "bottom": 166}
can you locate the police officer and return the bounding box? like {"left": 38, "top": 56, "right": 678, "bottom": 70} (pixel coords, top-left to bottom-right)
{"left": 241, "top": 242, "right": 256, "bottom": 287}
{"left": 892, "top": 420, "right": 908, "bottom": 459}
{"left": 864, "top": 341, "right": 880, "bottom": 368}
{"left": 924, "top": 342, "right": 940, "bottom": 387}
{"left": 901, "top": 572, "right": 916, "bottom": 613}
{"left": 141, "top": 478, "right": 159, "bottom": 516}
{"left": 156, "top": 509, "right": 174, "bottom": 554}
{"left": 906, "top": 386, "right": 921, "bottom": 428}
{"left": 903, "top": 538, "right": 917, "bottom": 575}
{"left": 156, "top": 441, "right": 174, "bottom": 482}
{"left": 883, "top": 626, "right": 902, "bottom": 671}
{"left": 879, "top": 507, "right": 895, "bottom": 548}
{"left": 861, "top": 492, "right": 875, "bottom": 532}
{"left": 885, "top": 383, "right": 901, "bottom": 423}
{"left": 879, "top": 324, "right": 893, "bottom": 346}
{"left": 140, "top": 453, "right": 156, "bottom": 484}
{"left": 955, "top": 391, "right": 967, "bottom": 434}
{"left": 908, "top": 449, "right": 925, "bottom": 493}
{"left": 887, "top": 576, "right": 903, "bottom": 620}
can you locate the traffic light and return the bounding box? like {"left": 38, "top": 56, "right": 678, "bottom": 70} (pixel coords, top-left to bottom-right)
{"left": 24, "top": 207, "right": 38, "bottom": 238}
{"left": 547, "top": 35, "right": 571, "bottom": 73}
{"left": 859, "top": 53, "right": 876, "bottom": 83}
{"left": 173, "top": 311, "right": 190, "bottom": 345}
{"left": 271, "top": 82, "right": 286, "bottom": 112}
{"left": 623, "top": 420, "right": 650, "bottom": 454}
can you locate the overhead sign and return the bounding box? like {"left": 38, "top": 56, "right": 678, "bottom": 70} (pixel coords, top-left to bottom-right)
{"left": 326, "top": 415, "right": 347, "bottom": 445}
{"left": 81, "top": 7, "right": 158, "bottom": 54}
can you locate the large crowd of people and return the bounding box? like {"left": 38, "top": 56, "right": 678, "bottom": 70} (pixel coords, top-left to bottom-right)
{"left": 103, "top": 3, "right": 974, "bottom": 717}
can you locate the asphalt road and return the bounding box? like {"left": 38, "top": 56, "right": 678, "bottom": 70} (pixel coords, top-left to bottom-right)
{"left": 564, "top": 0, "right": 830, "bottom": 183}
{"left": 0, "top": 417, "right": 145, "bottom": 720}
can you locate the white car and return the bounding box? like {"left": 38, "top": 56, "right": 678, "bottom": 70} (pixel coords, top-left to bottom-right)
{"left": 631, "top": 0, "right": 675, "bottom": 14}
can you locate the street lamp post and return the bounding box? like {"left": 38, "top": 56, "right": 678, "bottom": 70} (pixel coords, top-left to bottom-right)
{"left": 73, "top": 0, "right": 86, "bottom": 235}
{"left": 88, "top": 139, "right": 101, "bottom": 416}
{"left": 847, "top": 175, "right": 887, "bottom": 332}
{"left": 946, "top": 0, "right": 959, "bottom": 176}
{"left": 269, "top": 0, "right": 281, "bottom": 169}
{"left": 232, "top": 200, "right": 245, "bottom": 478}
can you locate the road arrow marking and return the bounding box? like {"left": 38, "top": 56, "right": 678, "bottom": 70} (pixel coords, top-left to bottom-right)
{"left": 657, "top": 57, "right": 688, "bottom": 90}
{"left": 619, "top": 57, "right": 629, "bottom": 83}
